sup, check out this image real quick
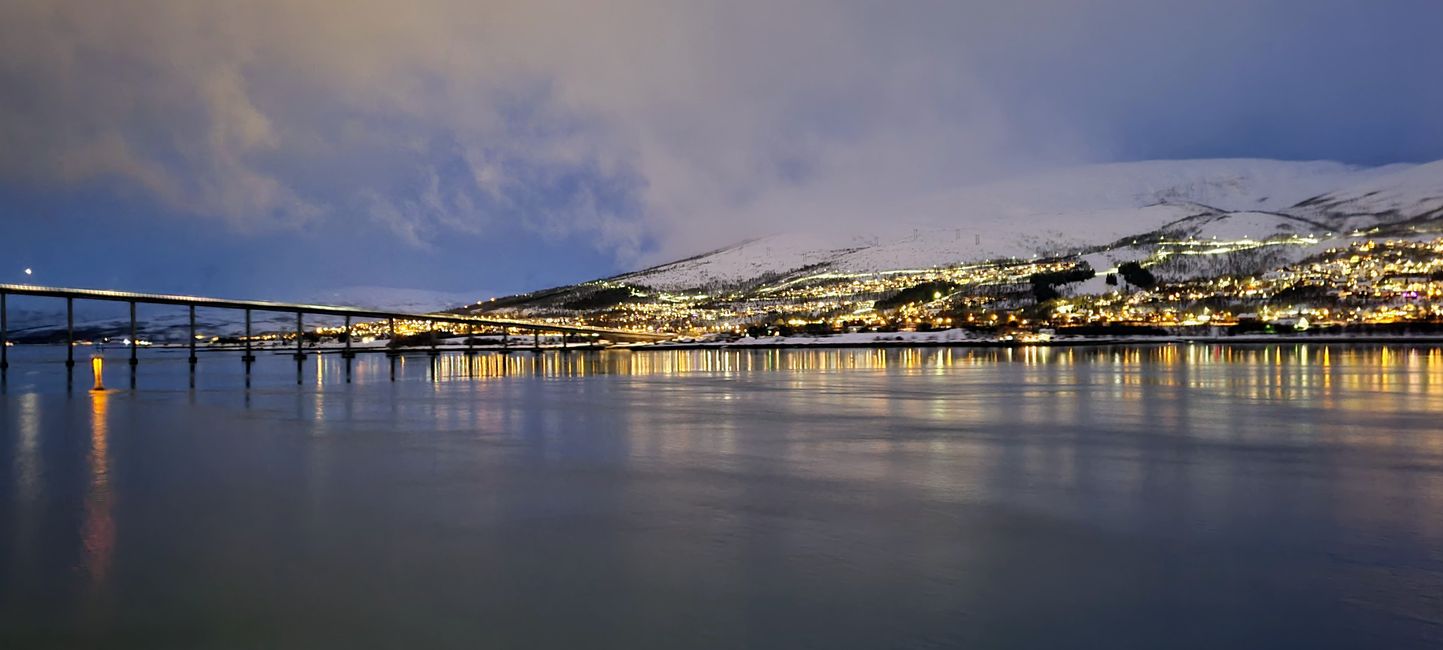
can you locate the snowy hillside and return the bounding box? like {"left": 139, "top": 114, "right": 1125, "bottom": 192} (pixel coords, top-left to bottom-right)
{"left": 613, "top": 158, "right": 1440, "bottom": 291}
{"left": 1290, "top": 159, "right": 1443, "bottom": 229}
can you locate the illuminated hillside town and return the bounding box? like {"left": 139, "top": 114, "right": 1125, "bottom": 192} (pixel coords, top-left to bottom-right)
{"left": 22, "top": 234, "right": 1443, "bottom": 351}
{"left": 463, "top": 236, "right": 1443, "bottom": 340}
{"left": 180, "top": 234, "right": 1443, "bottom": 347}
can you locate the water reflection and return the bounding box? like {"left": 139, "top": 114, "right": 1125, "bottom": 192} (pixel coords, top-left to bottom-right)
{"left": 13, "top": 392, "right": 40, "bottom": 502}
{"left": 1, "top": 344, "right": 1442, "bottom": 647}
{"left": 83, "top": 389, "right": 114, "bottom": 587}
{"left": 394, "top": 344, "right": 1443, "bottom": 400}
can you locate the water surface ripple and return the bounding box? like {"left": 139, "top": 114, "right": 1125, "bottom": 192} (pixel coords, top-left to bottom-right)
{"left": 1, "top": 344, "right": 1441, "bottom": 648}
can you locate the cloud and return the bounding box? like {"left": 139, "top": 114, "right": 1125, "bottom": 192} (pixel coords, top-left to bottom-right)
{"left": 1, "top": 0, "right": 1441, "bottom": 266}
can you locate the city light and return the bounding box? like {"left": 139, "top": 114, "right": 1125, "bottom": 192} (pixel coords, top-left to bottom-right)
{"left": 472, "top": 235, "right": 1443, "bottom": 340}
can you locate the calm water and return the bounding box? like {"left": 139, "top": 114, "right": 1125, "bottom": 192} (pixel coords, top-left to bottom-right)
{"left": 2, "top": 345, "right": 1441, "bottom": 648}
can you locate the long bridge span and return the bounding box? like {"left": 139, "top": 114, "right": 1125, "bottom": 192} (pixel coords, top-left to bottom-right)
{"left": 0, "top": 283, "right": 672, "bottom": 384}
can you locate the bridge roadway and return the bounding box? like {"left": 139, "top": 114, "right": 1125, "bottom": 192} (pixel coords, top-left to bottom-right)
{"left": 0, "top": 283, "right": 673, "bottom": 378}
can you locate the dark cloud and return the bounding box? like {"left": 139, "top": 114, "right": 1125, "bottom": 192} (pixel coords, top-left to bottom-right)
{"left": 1, "top": 0, "right": 1440, "bottom": 272}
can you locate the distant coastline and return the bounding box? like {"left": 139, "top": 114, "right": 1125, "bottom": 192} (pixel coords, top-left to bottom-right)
{"left": 77, "top": 333, "right": 1443, "bottom": 354}
{"left": 646, "top": 334, "right": 1443, "bottom": 351}
{"left": 13, "top": 332, "right": 1443, "bottom": 358}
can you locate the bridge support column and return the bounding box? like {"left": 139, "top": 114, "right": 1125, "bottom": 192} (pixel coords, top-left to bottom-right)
{"left": 533, "top": 328, "right": 541, "bottom": 353}
{"left": 187, "top": 305, "right": 197, "bottom": 389}
{"left": 128, "top": 301, "right": 138, "bottom": 367}
{"left": 242, "top": 308, "right": 253, "bottom": 388}
{"left": 242, "top": 308, "right": 255, "bottom": 363}
{"left": 386, "top": 318, "right": 397, "bottom": 357}
{"left": 501, "top": 329, "right": 510, "bottom": 353}
{"left": 293, "top": 312, "right": 305, "bottom": 361}
{"left": 1, "top": 291, "right": 7, "bottom": 371}
{"left": 428, "top": 320, "right": 439, "bottom": 358}
{"left": 66, "top": 297, "right": 75, "bottom": 368}
{"left": 64, "top": 300, "right": 75, "bottom": 390}
{"left": 342, "top": 316, "right": 354, "bottom": 359}
{"left": 188, "top": 305, "right": 198, "bottom": 365}
{"left": 294, "top": 312, "right": 304, "bottom": 386}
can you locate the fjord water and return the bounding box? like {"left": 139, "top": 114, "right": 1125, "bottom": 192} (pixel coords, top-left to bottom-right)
{"left": 2, "top": 345, "right": 1441, "bottom": 648}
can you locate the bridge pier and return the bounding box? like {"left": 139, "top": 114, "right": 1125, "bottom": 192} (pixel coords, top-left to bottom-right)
{"left": 1, "top": 291, "right": 8, "bottom": 371}
{"left": 242, "top": 308, "right": 253, "bottom": 388}
{"left": 293, "top": 312, "right": 306, "bottom": 361}
{"left": 386, "top": 318, "right": 397, "bottom": 358}
{"left": 188, "top": 305, "right": 198, "bottom": 365}
{"left": 294, "top": 313, "right": 305, "bottom": 385}
{"left": 242, "top": 309, "right": 256, "bottom": 363}
{"left": 66, "top": 297, "right": 75, "bottom": 368}
{"left": 128, "top": 301, "right": 138, "bottom": 367}
{"left": 341, "top": 316, "right": 354, "bottom": 359}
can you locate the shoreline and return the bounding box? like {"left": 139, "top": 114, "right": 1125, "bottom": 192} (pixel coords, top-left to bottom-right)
{"left": 648, "top": 334, "right": 1443, "bottom": 350}
{"left": 14, "top": 334, "right": 1443, "bottom": 356}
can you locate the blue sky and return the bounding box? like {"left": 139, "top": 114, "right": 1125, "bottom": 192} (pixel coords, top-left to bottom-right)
{"left": 2, "top": 0, "right": 1441, "bottom": 298}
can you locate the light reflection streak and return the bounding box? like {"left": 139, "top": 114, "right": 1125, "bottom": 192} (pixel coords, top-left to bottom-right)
{"left": 15, "top": 392, "right": 40, "bottom": 502}
{"left": 382, "top": 344, "right": 1443, "bottom": 401}
{"left": 83, "top": 389, "right": 114, "bottom": 587}
{"left": 8, "top": 393, "right": 43, "bottom": 586}
{"left": 298, "top": 344, "right": 1443, "bottom": 464}
{"left": 352, "top": 341, "right": 1443, "bottom": 519}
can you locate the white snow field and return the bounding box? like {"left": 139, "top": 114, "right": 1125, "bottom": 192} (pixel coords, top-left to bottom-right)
{"left": 616, "top": 159, "right": 1441, "bottom": 290}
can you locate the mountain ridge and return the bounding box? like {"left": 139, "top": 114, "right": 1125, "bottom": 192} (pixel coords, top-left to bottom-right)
{"left": 601, "top": 158, "right": 1437, "bottom": 292}
{"left": 468, "top": 157, "right": 1443, "bottom": 335}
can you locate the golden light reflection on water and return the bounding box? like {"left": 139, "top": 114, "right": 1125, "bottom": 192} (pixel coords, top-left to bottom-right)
{"left": 83, "top": 389, "right": 114, "bottom": 587}
{"left": 402, "top": 343, "right": 1443, "bottom": 395}
{"left": 307, "top": 345, "right": 1443, "bottom": 458}
{"left": 3, "top": 340, "right": 1441, "bottom": 642}
{"left": 383, "top": 343, "right": 1443, "bottom": 458}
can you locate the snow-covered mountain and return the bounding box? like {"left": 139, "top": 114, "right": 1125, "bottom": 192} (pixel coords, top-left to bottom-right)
{"left": 611, "top": 159, "right": 1443, "bottom": 291}
{"left": 1289, "top": 159, "right": 1443, "bottom": 227}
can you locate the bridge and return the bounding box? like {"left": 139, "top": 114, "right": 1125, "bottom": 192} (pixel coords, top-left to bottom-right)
{"left": 0, "top": 283, "right": 672, "bottom": 385}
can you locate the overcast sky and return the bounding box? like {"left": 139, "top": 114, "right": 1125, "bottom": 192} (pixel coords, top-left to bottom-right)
{"left": 2, "top": 0, "right": 1441, "bottom": 298}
